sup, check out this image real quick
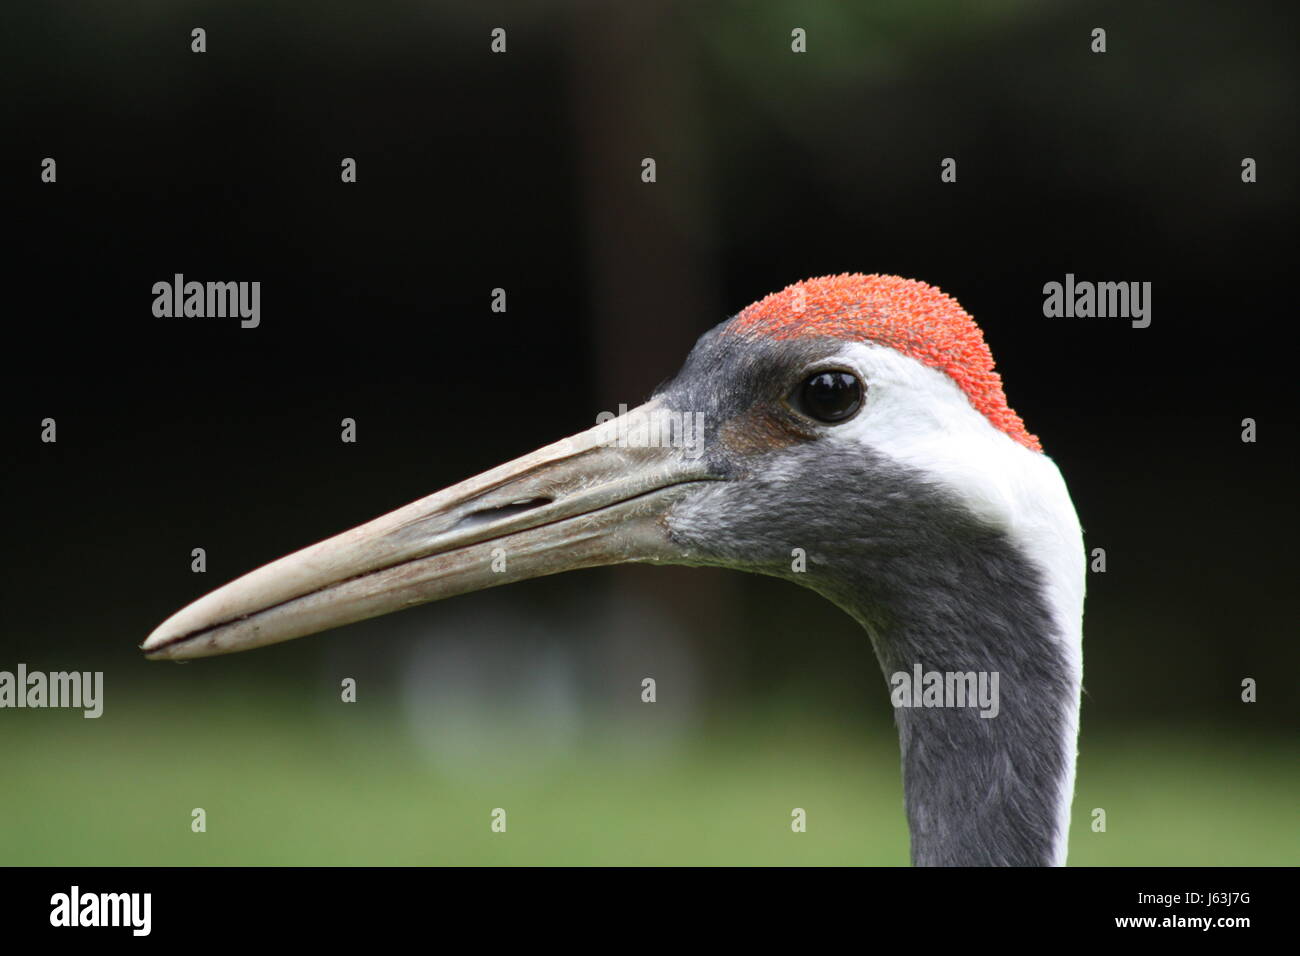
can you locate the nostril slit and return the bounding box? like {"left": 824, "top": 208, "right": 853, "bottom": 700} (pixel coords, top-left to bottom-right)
{"left": 452, "top": 496, "right": 553, "bottom": 532}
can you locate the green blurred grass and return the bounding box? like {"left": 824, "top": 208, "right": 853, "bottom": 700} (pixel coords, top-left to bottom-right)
{"left": 3, "top": 691, "right": 1295, "bottom": 865}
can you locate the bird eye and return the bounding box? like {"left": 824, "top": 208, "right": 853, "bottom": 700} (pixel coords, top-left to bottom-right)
{"left": 795, "top": 370, "right": 864, "bottom": 424}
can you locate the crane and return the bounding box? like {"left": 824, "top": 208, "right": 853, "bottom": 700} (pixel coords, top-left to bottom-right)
{"left": 143, "top": 273, "right": 1086, "bottom": 866}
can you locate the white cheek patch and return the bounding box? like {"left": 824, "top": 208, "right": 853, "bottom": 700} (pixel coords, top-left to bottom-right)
{"left": 827, "top": 343, "right": 1085, "bottom": 639}
{"left": 828, "top": 344, "right": 1083, "bottom": 595}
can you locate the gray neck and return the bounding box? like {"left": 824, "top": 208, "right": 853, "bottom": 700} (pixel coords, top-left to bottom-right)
{"left": 802, "top": 457, "right": 1079, "bottom": 865}
{"left": 662, "top": 431, "right": 1080, "bottom": 866}
{"left": 866, "top": 607, "right": 1076, "bottom": 866}
{"left": 770, "top": 451, "right": 1078, "bottom": 865}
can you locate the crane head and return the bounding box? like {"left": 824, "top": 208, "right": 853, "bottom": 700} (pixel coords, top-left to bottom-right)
{"left": 142, "top": 273, "right": 1071, "bottom": 661}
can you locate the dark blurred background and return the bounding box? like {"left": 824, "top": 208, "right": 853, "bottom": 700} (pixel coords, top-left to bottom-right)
{"left": 2, "top": 0, "right": 1296, "bottom": 864}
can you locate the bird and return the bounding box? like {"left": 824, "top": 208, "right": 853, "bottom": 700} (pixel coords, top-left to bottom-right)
{"left": 142, "top": 273, "right": 1085, "bottom": 867}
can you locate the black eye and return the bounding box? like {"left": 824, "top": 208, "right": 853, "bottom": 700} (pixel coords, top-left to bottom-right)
{"left": 796, "top": 371, "right": 863, "bottom": 423}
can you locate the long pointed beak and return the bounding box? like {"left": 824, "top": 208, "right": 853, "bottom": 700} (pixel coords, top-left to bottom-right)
{"left": 142, "top": 401, "right": 713, "bottom": 661}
